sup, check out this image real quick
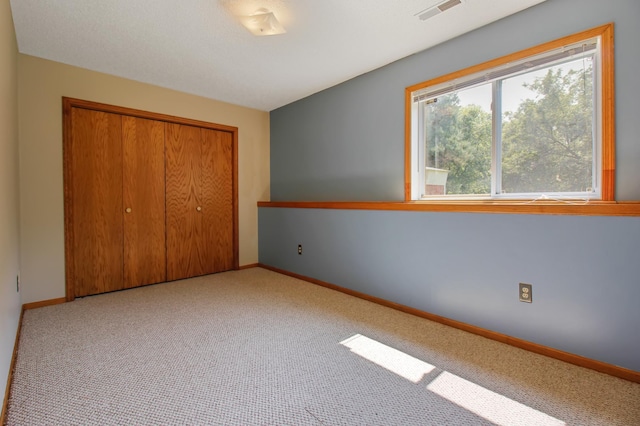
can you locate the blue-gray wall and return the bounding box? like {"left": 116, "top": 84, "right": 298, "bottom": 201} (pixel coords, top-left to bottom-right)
{"left": 262, "top": 0, "right": 640, "bottom": 371}
{"left": 260, "top": 209, "right": 640, "bottom": 371}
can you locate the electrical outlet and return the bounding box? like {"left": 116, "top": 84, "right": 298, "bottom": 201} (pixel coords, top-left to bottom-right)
{"left": 519, "top": 283, "right": 532, "bottom": 303}
{"left": 298, "top": 244, "right": 302, "bottom": 255}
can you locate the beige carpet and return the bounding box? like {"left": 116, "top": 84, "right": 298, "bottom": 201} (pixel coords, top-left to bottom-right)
{"left": 6, "top": 268, "right": 640, "bottom": 425}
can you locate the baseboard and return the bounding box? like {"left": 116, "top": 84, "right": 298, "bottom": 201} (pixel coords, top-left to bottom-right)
{"left": 2, "top": 296, "right": 68, "bottom": 424}
{"left": 239, "top": 263, "right": 259, "bottom": 270}
{"left": 22, "top": 297, "right": 66, "bottom": 311}
{"left": 258, "top": 263, "right": 640, "bottom": 384}
{"left": 1, "top": 306, "right": 24, "bottom": 426}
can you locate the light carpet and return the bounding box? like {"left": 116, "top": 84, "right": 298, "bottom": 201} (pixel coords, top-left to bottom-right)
{"left": 6, "top": 268, "right": 640, "bottom": 425}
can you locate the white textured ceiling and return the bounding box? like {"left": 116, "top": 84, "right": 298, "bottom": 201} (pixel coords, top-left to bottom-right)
{"left": 10, "top": 0, "right": 546, "bottom": 111}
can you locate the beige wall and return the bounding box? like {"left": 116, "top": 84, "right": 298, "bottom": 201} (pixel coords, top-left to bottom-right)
{"left": 18, "top": 54, "right": 270, "bottom": 303}
{"left": 0, "top": 0, "right": 21, "bottom": 408}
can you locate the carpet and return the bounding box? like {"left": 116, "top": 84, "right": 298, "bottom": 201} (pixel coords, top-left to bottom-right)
{"left": 6, "top": 268, "right": 640, "bottom": 425}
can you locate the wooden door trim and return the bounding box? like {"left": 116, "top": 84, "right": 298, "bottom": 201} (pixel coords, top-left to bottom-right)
{"left": 63, "top": 99, "right": 75, "bottom": 301}
{"left": 63, "top": 97, "right": 240, "bottom": 301}
{"left": 231, "top": 129, "right": 239, "bottom": 270}
{"left": 63, "top": 97, "right": 238, "bottom": 132}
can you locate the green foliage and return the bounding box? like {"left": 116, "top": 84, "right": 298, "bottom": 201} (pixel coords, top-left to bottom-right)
{"left": 502, "top": 67, "right": 593, "bottom": 193}
{"left": 424, "top": 64, "right": 593, "bottom": 196}
{"left": 425, "top": 94, "right": 491, "bottom": 195}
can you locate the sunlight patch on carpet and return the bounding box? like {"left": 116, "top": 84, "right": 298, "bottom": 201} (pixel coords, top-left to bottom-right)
{"left": 342, "top": 334, "right": 565, "bottom": 426}
{"left": 340, "top": 334, "right": 436, "bottom": 383}
{"left": 427, "top": 371, "right": 565, "bottom": 426}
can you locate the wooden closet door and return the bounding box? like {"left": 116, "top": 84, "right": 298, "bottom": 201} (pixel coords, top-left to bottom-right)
{"left": 70, "top": 108, "right": 124, "bottom": 297}
{"left": 165, "top": 123, "right": 204, "bottom": 280}
{"left": 201, "top": 128, "right": 234, "bottom": 273}
{"left": 165, "top": 124, "right": 235, "bottom": 280}
{"left": 122, "top": 116, "right": 166, "bottom": 288}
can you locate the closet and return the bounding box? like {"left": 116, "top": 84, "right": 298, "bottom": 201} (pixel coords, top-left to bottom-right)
{"left": 63, "top": 98, "right": 238, "bottom": 300}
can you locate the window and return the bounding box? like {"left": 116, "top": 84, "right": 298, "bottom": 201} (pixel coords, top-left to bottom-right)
{"left": 406, "top": 24, "right": 614, "bottom": 202}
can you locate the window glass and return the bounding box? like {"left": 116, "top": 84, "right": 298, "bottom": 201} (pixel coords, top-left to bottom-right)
{"left": 423, "top": 84, "right": 492, "bottom": 196}
{"left": 501, "top": 58, "right": 594, "bottom": 195}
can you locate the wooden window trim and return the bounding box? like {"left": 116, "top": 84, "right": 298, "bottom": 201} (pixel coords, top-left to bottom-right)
{"left": 404, "top": 23, "right": 616, "bottom": 204}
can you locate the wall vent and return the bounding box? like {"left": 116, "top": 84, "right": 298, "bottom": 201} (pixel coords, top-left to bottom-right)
{"left": 416, "top": 0, "right": 463, "bottom": 21}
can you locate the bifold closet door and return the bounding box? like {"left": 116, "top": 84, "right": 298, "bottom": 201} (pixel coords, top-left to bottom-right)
{"left": 201, "top": 128, "right": 234, "bottom": 273}
{"left": 122, "top": 116, "right": 166, "bottom": 288}
{"left": 65, "top": 97, "right": 238, "bottom": 300}
{"left": 165, "top": 123, "right": 234, "bottom": 281}
{"left": 70, "top": 108, "right": 124, "bottom": 297}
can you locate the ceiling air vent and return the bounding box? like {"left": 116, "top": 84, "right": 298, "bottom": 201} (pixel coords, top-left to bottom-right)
{"left": 416, "top": 0, "right": 462, "bottom": 21}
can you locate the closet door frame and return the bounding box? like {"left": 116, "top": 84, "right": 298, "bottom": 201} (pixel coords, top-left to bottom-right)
{"left": 63, "top": 97, "right": 239, "bottom": 302}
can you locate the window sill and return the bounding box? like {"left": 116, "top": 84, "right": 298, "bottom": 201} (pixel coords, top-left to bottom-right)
{"left": 257, "top": 200, "right": 640, "bottom": 216}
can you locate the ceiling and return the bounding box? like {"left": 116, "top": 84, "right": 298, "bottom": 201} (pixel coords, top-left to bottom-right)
{"left": 10, "top": 0, "right": 546, "bottom": 111}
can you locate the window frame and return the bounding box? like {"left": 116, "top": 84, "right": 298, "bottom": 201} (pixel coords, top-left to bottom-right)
{"left": 404, "top": 23, "right": 615, "bottom": 203}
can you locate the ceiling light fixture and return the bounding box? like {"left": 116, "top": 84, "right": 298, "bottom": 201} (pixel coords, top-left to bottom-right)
{"left": 240, "top": 8, "right": 286, "bottom": 36}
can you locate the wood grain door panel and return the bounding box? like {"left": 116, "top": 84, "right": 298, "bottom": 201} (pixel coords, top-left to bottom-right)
{"left": 165, "top": 123, "right": 204, "bottom": 280}
{"left": 70, "top": 108, "right": 124, "bottom": 297}
{"left": 65, "top": 98, "right": 238, "bottom": 298}
{"left": 201, "top": 129, "right": 234, "bottom": 273}
{"left": 123, "top": 116, "right": 166, "bottom": 288}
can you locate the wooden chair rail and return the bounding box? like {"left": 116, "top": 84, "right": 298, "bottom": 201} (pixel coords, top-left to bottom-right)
{"left": 257, "top": 200, "right": 640, "bottom": 217}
